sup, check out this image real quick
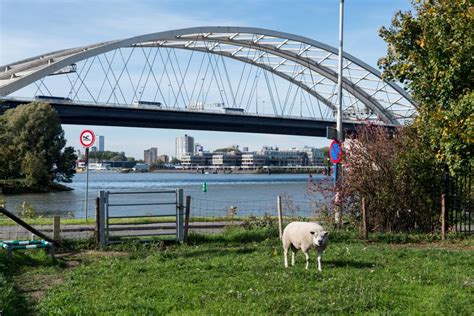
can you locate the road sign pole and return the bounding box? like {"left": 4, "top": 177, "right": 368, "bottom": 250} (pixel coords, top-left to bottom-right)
{"left": 84, "top": 147, "right": 90, "bottom": 221}
{"left": 334, "top": 0, "right": 344, "bottom": 225}
{"left": 80, "top": 129, "right": 95, "bottom": 221}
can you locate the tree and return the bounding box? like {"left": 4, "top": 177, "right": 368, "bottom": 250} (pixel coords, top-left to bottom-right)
{"left": 378, "top": 0, "right": 473, "bottom": 174}
{"left": 0, "top": 102, "right": 76, "bottom": 185}
{"left": 54, "top": 146, "right": 77, "bottom": 183}
{"left": 22, "top": 152, "right": 49, "bottom": 186}
{"left": 338, "top": 125, "right": 443, "bottom": 232}
{"left": 170, "top": 157, "right": 181, "bottom": 165}
{"left": 0, "top": 115, "right": 17, "bottom": 179}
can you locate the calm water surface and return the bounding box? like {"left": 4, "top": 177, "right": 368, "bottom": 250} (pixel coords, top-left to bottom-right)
{"left": 3, "top": 172, "right": 327, "bottom": 218}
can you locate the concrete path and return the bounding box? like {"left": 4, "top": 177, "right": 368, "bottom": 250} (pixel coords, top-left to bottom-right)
{"left": 0, "top": 221, "right": 243, "bottom": 241}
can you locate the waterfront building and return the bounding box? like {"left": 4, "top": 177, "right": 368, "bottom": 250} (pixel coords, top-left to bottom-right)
{"left": 181, "top": 152, "right": 213, "bottom": 169}
{"left": 175, "top": 134, "right": 194, "bottom": 160}
{"left": 174, "top": 145, "right": 324, "bottom": 169}
{"left": 242, "top": 147, "right": 249, "bottom": 153}
{"left": 212, "top": 152, "right": 241, "bottom": 168}
{"left": 195, "top": 143, "right": 204, "bottom": 153}
{"left": 144, "top": 147, "right": 158, "bottom": 164}
{"left": 241, "top": 153, "right": 267, "bottom": 169}
{"left": 97, "top": 135, "right": 105, "bottom": 152}
{"left": 260, "top": 147, "right": 308, "bottom": 166}
{"left": 158, "top": 155, "right": 169, "bottom": 163}
{"left": 302, "top": 146, "right": 325, "bottom": 166}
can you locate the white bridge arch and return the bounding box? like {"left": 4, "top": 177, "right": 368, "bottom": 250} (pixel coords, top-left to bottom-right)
{"left": 0, "top": 26, "right": 416, "bottom": 125}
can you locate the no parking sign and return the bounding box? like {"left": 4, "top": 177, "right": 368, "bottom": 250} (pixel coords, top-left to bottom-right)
{"left": 329, "top": 140, "right": 343, "bottom": 164}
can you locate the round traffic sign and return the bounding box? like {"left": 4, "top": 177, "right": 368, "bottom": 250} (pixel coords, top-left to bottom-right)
{"left": 329, "top": 140, "right": 343, "bottom": 164}
{"left": 80, "top": 130, "right": 95, "bottom": 148}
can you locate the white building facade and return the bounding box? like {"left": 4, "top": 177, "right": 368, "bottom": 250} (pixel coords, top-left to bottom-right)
{"left": 175, "top": 135, "right": 195, "bottom": 160}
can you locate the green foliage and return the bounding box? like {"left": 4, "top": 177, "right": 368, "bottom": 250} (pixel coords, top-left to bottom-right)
{"left": 379, "top": 0, "right": 474, "bottom": 174}
{"left": 54, "top": 146, "right": 77, "bottom": 183}
{"left": 0, "top": 102, "right": 76, "bottom": 185}
{"left": 88, "top": 150, "right": 129, "bottom": 161}
{"left": 16, "top": 201, "right": 38, "bottom": 218}
{"left": 170, "top": 157, "right": 181, "bottom": 164}
{"left": 22, "top": 152, "right": 49, "bottom": 187}
{"left": 241, "top": 214, "right": 276, "bottom": 230}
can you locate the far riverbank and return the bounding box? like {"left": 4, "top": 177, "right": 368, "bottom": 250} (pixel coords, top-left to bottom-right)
{"left": 0, "top": 180, "right": 73, "bottom": 195}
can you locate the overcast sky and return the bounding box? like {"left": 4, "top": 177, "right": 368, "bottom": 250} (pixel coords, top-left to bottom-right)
{"left": 0, "top": 0, "right": 411, "bottom": 158}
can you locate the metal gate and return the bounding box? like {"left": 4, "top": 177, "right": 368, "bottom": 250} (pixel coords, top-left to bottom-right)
{"left": 446, "top": 167, "right": 473, "bottom": 233}
{"left": 98, "top": 189, "right": 184, "bottom": 244}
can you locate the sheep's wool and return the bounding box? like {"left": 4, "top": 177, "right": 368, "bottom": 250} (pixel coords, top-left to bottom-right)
{"left": 282, "top": 221, "right": 329, "bottom": 270}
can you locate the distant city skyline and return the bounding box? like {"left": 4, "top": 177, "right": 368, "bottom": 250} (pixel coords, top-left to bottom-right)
{"left": 66, "top": 128, "right": 329, "bottom": 159}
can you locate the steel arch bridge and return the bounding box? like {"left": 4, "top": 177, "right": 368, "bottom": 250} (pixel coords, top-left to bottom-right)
{"left": 0, "top": 26, "right": 416, "bottom": 130}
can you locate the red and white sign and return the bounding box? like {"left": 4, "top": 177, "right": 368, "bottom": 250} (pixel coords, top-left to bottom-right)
{"left": 80, "top": 130, "right": 95, "bottom": 148}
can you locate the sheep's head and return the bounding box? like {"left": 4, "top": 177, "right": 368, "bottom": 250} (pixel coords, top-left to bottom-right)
{"left": 310, "top": 230, "right": 329, "bottom": 247}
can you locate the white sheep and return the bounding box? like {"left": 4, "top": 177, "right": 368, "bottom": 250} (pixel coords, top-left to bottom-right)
{"left": 282, "top": 221, "right": 329, "bottom": 271}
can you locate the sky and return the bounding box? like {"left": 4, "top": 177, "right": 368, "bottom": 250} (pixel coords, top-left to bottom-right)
{"left": 0, "top": 0, "right": 412, "bottom": 159}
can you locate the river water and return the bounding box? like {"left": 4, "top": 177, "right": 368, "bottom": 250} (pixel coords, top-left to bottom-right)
{"left": 3, "top": 172, "right": 328, "bottom": 218}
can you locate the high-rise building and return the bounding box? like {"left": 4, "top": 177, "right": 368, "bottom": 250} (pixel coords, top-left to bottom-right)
{"left": 175, "top": 134, "right": 194, "bottom": 160}
{"left": 97, "top": 135, "right": 105, "bottom": 152}
{"left": 144, "top": 147, "right": 158, "bottom": 164}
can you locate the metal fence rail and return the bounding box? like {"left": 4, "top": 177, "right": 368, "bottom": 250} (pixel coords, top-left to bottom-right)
{"left": 446, "top": 167, "right": 473, "bottom": 233}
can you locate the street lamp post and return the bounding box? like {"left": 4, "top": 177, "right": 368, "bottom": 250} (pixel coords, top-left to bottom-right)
{"left": 334, "top": 0, "right": 344, "bottom": 225}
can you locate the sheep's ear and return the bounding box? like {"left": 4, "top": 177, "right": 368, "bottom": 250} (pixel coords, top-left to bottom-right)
{"left": 309, "top": 231, "right": 315, "bottom": 235}
{"left": 323, "top": 231, "right": 329, "bottom": 236}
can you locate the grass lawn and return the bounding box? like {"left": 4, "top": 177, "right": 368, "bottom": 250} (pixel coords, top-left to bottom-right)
{"left": 1, "top": 228, "right": 473, "bottom": 315}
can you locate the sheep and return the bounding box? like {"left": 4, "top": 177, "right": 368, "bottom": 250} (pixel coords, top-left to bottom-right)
{"left": 282, "top": 222, "right": 329, "bottom": 271}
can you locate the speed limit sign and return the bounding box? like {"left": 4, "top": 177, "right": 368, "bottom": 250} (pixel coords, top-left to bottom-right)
{"left": 80, "top": 130, "right": 95, "bottom": 148}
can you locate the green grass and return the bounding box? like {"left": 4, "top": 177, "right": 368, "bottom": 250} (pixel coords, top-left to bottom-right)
{"left": 0, "top": 249, "right": 59, "bottom": 315}
{"left": 34, "top": 229, "right": 474, "bottom": 315}
{"left": 1, "top": 228, "right": 473, "bottom": 315}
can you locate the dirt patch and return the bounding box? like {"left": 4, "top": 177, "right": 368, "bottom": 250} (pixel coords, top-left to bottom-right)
{"left": 81, "top": 250, "right": 129, "bottom": 257}
{"left": 14, "top": 273, "right": 65, "bottom": 305}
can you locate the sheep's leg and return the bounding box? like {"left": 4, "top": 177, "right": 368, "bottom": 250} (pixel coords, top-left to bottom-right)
{"left": 304, "top": 251, "right": 310, "bottom": 270}
{"left": 317, "top": 250, "right": 322, "bottom": 272}
{"left": 284, "top": 247, "right": 288, "bottom": 268}
{"left": 290, "top": 244, "right": 297, "bottom": 266}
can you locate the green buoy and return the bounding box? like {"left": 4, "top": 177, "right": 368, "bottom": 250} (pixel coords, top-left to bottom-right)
{"left": 202, "top": 181, "right": 207, "bottom": 193}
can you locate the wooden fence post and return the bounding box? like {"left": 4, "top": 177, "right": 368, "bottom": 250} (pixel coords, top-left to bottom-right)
{"left": 277, "top": 195, "right": 283, "bottom": 239}
{"left": 95, "top": 197, "right": 100, "bottom": 245}
{"left": 53, "top": 216, "right": 61, "bottom": 242}
{"left": 441, "top": 193, "right": 446, "bottom": 241}
{"left": 361, "top": 197, "right": 368, "bottom": 240}
{"left": 184, "top": 195, "right": 191, "bottom": 243}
